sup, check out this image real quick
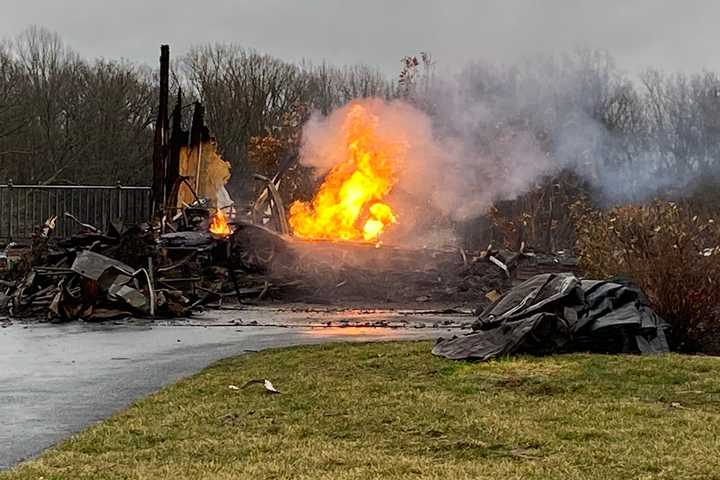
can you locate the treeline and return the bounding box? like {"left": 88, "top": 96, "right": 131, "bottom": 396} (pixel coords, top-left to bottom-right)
{"left": 433, "top": 49, "right": 720, "bottom": 203}
{"left": 0, "top": 27, "right": 155, "bottom": 185}
{"left": 0, "top": 26, "right": 395, "bottom": 187}
{"left": 429, "top": 49, "right": 720, "bottom": 249}
{"left": 182, "top": 44, "right": 395, "bottom": 197}
{"left": 2, "top": 27, "right": 720, "bottom": 235}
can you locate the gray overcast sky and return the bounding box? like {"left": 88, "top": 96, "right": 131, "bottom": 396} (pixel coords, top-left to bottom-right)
{"left": 2, "top": 0, "right": 719, "bottom": 76}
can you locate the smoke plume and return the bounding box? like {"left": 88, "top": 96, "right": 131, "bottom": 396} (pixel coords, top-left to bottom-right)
{"left": 298, "top": 97, "right": 552, "bottom": 245}
{"left": 297, "top": 51, "right": 719, "bottom": 246}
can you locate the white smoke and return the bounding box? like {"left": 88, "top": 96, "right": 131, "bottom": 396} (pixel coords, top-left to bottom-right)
{"left": 298, "top": 52, "right": 714, "bottom": 246}
{"left": 298, "top": 98, "right": 553, "bottom": 227}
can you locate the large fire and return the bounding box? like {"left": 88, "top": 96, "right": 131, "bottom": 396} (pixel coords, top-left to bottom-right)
{"left": 209, "top": 209, "right": 232, "bottom": 236}
{"left": 289, "top": 103, "right": 403, "bottom": 242}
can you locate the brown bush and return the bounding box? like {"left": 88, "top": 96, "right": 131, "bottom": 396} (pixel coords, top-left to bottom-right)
{"left": 574, "top": 200, "right": 720, "bottom": 353}
{"left": 484, "top": 170, "right": 590, "bottom": 252}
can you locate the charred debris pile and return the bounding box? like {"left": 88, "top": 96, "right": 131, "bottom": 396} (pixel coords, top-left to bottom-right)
{"left": 0, "top": 213, "right": 288, "bottom": 321}
{"left": 0, "top": 210, "right": 578, "bottom": 321}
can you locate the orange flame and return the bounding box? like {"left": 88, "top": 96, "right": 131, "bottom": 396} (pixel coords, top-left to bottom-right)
{"left": 289, "top": 103, "right": 402, "bottom": 242}
{"left": 209, "top": 209, "right": 232, "bottom": 236}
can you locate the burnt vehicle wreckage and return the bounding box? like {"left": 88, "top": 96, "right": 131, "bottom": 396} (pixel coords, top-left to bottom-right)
{"left": 0, "top": 45, "right": 670, "bottom": 360}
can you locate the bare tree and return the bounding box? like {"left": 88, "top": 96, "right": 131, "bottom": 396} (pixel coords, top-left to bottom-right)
{"left": 182, "top": 44, "right": 312, "bottom": 196}
{"left": 11, "top": 26, "right": 83, "bottom": 183}
{"left": 73, "top": 60, "right": 155, "bottom": 183}
{"left": 0, "top": 28, "right": 156, "bottom": 185}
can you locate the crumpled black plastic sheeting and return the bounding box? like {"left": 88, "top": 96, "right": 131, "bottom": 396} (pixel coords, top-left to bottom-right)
{"left": 432, "top": 273, "right": 670, "bottom": 361}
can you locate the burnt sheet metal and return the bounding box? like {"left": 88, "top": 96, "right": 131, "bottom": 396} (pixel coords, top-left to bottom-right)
{"left": 71, "top": 251, "right": 150, "bottom": 314}
{"left": 159, "top": 231, "right": 214, "bottom": 249}
{"left": 108, "top": 283, "right": 147, "bottom": 310}
{"left": 432, "top": 273, "right": 670, "bottom": 361}
{"left": 71, "top": 251, "right": 134, "bottom": 281}
{"left": 513, "top": 252, "right": 580, "bottom": 283}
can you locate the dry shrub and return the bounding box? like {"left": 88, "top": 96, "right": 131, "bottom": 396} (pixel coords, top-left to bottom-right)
{"left": 485, "top": 170, "right": 589, "bottom": 251}
{"left": 574, "top": 200, "right": 720, "bottom": 352}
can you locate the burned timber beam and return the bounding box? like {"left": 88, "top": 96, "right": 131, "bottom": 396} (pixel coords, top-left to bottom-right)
{"left": 152, "top": 45, "right": 170, "bottom": 211}
{"left": 165, "top": 88, "right": 185, "bottom": 208}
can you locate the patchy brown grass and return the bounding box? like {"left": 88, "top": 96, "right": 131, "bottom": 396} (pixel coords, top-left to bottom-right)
{"left": 3, "top": 342, "right": 720, "bottom": 479}
{"left": 574, "top": 200, "right": 720, "bottom": 352}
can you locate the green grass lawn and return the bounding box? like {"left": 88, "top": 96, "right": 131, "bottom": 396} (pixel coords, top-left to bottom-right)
{"left": 4, "top": 342, "right": 720, "bottom": 480}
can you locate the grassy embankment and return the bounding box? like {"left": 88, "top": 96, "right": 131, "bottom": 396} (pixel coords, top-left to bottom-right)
{"left": 4, "top": 342, "right": 720, "bottom": 479}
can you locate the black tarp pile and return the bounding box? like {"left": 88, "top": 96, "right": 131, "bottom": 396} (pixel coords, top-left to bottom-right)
{"left": 432, "top": 273, "right": 670, "bottom": 361}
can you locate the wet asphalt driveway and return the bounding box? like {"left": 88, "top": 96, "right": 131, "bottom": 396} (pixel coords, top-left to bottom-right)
{"left": 0, "top": 308, "right": 466, "bottom": 469}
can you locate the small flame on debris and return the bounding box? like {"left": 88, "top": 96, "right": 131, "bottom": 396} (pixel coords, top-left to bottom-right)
{"left": 209, "top": 209, "right": 232, "bottom": 236}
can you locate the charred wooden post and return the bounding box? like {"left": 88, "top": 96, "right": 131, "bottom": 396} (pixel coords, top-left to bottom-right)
{"left": 165, "top": 88, "right": 185, "bottom": 208}
{"left": 152, "top": 45, "right": 170, "bottom": 211}
{"left": 190, "top": 102, "right": 210, "bottom": 146}
{"left": 189, "top": 101, "right": 211, "bottom": 196}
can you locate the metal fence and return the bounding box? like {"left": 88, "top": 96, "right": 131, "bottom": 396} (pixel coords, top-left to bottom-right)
{"left": 0, "top": 182, "right": 152, "bottom": 241}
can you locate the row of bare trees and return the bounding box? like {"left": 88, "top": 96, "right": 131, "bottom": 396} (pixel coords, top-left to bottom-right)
{"left": 179, "top": 45, "right": 394, "bottom": 197}
{"left": 0, "top": 27, "right": 156, "bottom": 185}
{"left": 425, "top": 49, "right": 720, "bottom": 249}
{"left": 422, "top": 49, "right": 720, "bottom": 205}
{"left": 3, "top": 28, "right": 720, "bottom": 227}
{"left": 0, "top": 27, "right": 393, "bottom": 187}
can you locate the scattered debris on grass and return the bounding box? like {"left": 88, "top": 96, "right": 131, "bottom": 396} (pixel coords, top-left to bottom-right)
{"left": 242, "top": 379, "right": 281, "bottom": 394}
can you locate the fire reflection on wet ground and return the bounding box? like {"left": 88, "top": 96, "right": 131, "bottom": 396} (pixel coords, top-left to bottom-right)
{"left": 161, "top": 305, "right": 475, "bottom": 332}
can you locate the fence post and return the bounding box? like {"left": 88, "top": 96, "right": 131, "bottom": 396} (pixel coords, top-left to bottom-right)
{"left": 7, "top": 179, "right": 13, "bottom": 241}
{"left": 116, "top": 181, "right": 122, "bottom": 219}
